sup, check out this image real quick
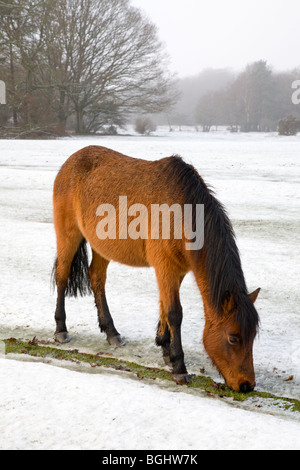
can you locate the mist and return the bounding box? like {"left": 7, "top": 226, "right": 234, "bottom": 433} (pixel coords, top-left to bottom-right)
{"left": 131, "top": 0, "right": 300, "bottom": 76}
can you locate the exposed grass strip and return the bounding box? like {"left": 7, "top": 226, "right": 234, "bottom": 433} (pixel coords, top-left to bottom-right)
{"left": 3, "top": 338, "right": 300, "bottom": 414}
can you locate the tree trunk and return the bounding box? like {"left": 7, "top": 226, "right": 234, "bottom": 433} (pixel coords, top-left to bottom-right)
{"left": 75, "top": 106, "right": 84, "bottom": 134}
{"left": 9, "top": 44, "right": 18, "bottom": 125}
{"left": 57, "top": 90, "right": 67, "bottom": 134}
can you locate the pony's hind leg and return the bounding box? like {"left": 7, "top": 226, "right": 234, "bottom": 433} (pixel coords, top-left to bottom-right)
{"left": 53, "top": 231, "right": 84, "bottom": 343}
{"left": 89, "top": 250, "right": 124, "bottom": 347}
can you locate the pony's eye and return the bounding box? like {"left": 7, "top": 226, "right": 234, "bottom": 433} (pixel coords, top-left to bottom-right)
{"left": 228, "top": 336, "right": 240, "bottom": 345}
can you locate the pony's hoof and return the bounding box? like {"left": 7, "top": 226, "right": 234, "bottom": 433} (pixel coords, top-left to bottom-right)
{"left": 54, "top": 332, "right": 71, "bottom": 344}
{"left": 107, "top": 335, "right": 126, "bottom": 348}
{"left": 173, "top": 373, "right": 191, "bottom": 385}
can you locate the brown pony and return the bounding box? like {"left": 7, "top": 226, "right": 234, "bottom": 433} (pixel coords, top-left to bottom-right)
{"left": 52, "top": 145, "right": 260, "bottom": 392}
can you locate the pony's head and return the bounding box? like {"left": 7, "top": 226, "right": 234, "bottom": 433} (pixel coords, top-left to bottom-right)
{"left": 203, "top": 288, "right": 260, "bottom": 392}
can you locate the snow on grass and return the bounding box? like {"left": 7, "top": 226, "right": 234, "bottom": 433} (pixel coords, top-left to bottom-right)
{"left": 1, "top": 357, "right": 300, "bottom": 450}
{"left": 0, "top": 131, "right": 299, "bottom": 449}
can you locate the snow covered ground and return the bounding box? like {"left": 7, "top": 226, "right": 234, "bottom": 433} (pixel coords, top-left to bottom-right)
{"left": 0, "top": 130, "right": 300, "bottom": 449}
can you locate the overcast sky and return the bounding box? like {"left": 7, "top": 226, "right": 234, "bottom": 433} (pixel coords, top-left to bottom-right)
{"left": 130, "top": 0, "right": 300, "bottom": 77}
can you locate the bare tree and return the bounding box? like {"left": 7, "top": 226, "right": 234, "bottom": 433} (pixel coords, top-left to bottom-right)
{"left": 0, "top": 0, "right": 59, "bottom": 131}
{"left": 195, "top": 92, "right": 221, "bottom": 132}
{"left": 229, "top": 61, "right": 275, "bottom": 132}
{"left": 57, "top": 0, "right": 177, "bottom": 133}
{"left": 193, "top": 61, "right": 295, "bottom": 133}
{"left": 0, "top": 0, "right": 178, "bottom": 135}
{"left": 42, "top": 0, "right": 178, "bottom": 133}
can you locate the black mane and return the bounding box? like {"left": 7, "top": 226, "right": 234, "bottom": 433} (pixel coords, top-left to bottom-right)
{"left": 165, "top": 156, "right": 260, "bottom": 341}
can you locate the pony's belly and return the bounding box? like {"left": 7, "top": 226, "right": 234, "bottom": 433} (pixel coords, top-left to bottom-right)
{"left": 90, "top": 238, "right": 150, "bottom": 268}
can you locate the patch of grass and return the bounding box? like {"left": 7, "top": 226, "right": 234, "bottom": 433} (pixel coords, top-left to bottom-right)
{"left": 3, "top": 338, "right": 300, "bottom": 413}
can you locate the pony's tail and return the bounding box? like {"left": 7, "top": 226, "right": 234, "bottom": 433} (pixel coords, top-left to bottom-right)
{"left": 51, "top": 239, "right": 92, "bottom": 297}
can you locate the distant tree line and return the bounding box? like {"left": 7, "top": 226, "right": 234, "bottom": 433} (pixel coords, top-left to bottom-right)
{"left": 194, "top": 61, "right": 300, "bottom": 133}
{"left": 0, "top": 0, "right": 177, "bottom": 137}
{"left": 167, "top": 68, "right": 234, "bottom": 129}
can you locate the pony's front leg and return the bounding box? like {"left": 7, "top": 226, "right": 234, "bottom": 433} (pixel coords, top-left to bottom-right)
{"left": 156, "top": 310, "right": 171, "bottom": 366}
{"left": 155, "top": 269, "right": 189, "bottom": 384}
{"left": 168, "top": 300, "right": 189, "bottom": 383}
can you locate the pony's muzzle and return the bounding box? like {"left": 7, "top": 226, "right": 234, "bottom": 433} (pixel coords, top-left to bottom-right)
{"left": 239, "top": 381, "right": 255, "bottom": 393}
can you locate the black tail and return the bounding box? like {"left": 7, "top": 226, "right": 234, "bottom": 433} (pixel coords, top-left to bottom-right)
{"left": 51, "top": 239, "right": 92, "bottom": 297}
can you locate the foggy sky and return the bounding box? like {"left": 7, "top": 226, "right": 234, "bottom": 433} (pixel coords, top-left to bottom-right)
{"left": 131, "top": 0, "right": 300, "bottom": 77}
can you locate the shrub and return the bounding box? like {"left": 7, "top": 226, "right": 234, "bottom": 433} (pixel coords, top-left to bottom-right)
{"left": 135, "top": 117, "right": 156, "bottom": 135}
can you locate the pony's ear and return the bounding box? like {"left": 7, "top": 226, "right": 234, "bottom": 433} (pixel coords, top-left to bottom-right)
{"left": 222, "top": 291, "right": 236, "bottom": 313}
{"left": 248, "top": 288, "right": 261, "bottom": 304}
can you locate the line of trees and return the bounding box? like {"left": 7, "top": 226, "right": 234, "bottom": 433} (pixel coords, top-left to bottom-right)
{"left": 194, "top": 61, "right": 300, "bottom": 133}
{"left": 0, "top": 0, "right": 178, "bottom": 137}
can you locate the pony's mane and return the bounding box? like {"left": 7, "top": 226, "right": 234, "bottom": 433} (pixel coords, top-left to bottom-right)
{"left": 164, "top": 155, "right": 259, "bottom": 341}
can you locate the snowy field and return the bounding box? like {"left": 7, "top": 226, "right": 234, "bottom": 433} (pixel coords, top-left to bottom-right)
{"left": 0, "top": 130, "right": 300, "bottom": 450}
